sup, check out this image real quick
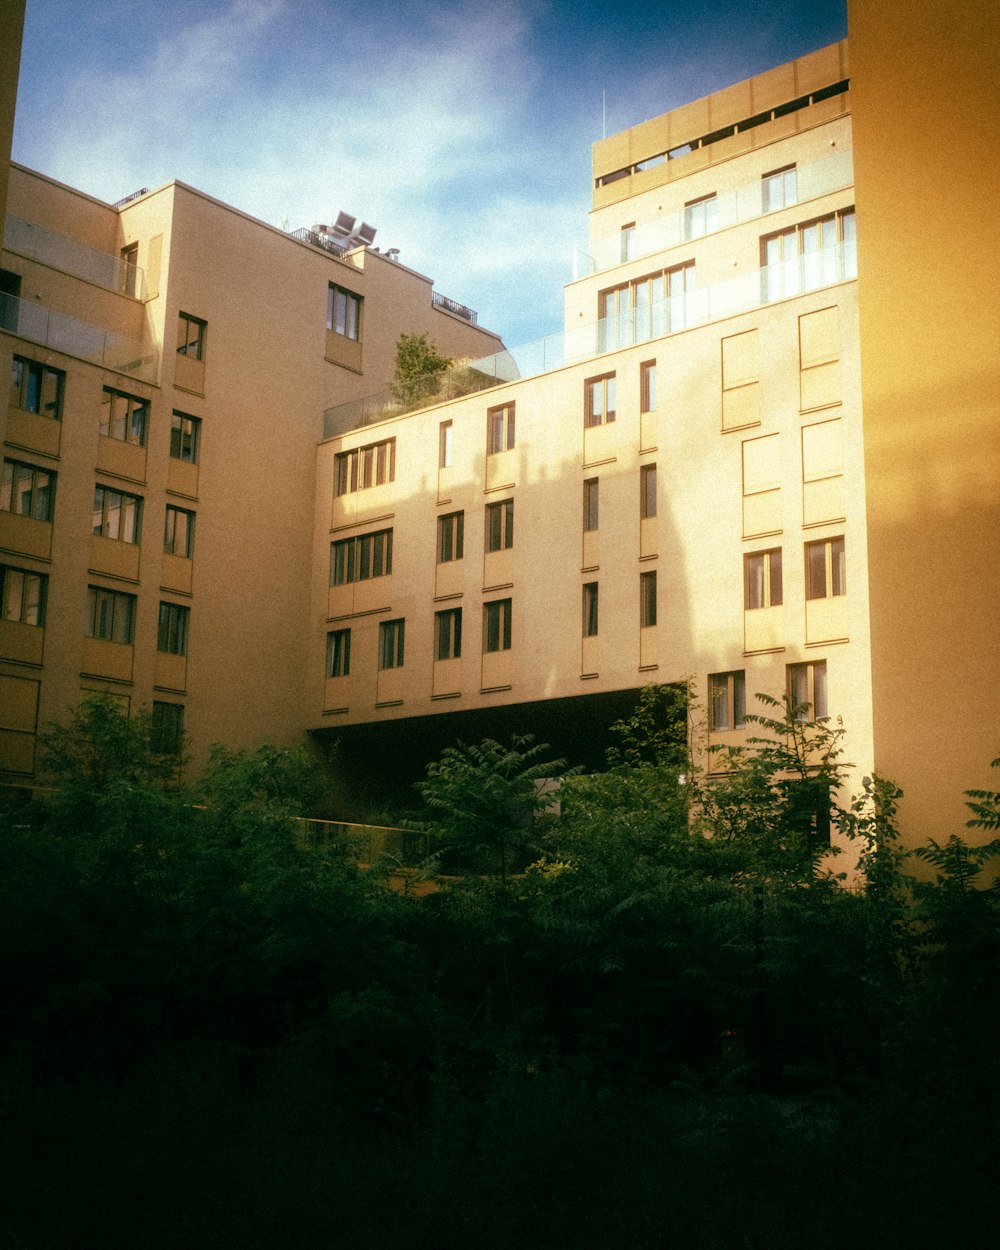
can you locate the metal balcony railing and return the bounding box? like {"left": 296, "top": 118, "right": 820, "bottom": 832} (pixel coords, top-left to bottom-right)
{"left": 432, "top": 291, "right": 478, "bottom": 323}
{"left": 0, "top": 291, "right": 158, "bottom": 382}
{"left": 4, "top": 214, "right": 147, "bottom": 300}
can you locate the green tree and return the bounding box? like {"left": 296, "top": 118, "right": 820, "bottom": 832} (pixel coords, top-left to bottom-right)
{"left": 390, "top": 332, "right": 452, "bottom": 409}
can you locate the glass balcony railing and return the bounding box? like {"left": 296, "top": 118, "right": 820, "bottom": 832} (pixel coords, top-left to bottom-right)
{"left": 4, "top": 214, "right": 147, "bottom": 300}
{"left": 575, "top": 148, "right": 854, "bottom": 278}
{"left": 323, "top": 237, "right": 856, "bottom": 440}
{"left": 0, "top": 291, "right": 158, "bottom": 382}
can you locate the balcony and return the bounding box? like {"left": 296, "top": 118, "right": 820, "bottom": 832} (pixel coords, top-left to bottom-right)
{"left": 432, "top": 291, "right": 478, "bottom": 324}
{"left": 323, "top": 237, "right": 857, "bottom": 439}
{"left": 0, "top": 291, "right": 158, "bottom": 383}
{"left": 4, "top": 214, "right": 147, "bottom": 299}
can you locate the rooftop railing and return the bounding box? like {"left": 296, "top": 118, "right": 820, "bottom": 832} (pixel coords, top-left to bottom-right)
{"left": 432, "top": 291, "right": 478, "bottom": 323}
{"left": 323, "top": 236, "right": 856, "bottom": 440}
{"left": 289, "top": 226, "right": 348, "bottom": 257}
{"left": 4, "top": 214, "right": 147, "bottom": 300}
{"left": 0, "top": 291, "right": 159, "bottom": 382}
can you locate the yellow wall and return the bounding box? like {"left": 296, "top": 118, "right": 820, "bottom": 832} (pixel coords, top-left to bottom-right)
{"left": 0, "top": 0, "right": 25, "bottom": 231}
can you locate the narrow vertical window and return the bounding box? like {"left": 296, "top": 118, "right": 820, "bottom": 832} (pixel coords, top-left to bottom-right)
{"left": 640, "top": 360, "right": 657, "bottom": 414}
{"left": 788, "top": 660, "right": 828, "bottom": 720}
{"left": 483, "top": 598, "right": 512, "bottom": 652}
{"left": 379, "top": 618, "right": 405, "bottom": 670}
{"left": 435, "top": 608, "right": 462, "bottom": 660}
{"left": 177, "top": 312, "right": 207, "bottom": 359}
{"left": 170, "top": 412, "right": 201, "bottom": 463}
{"left": 485, "top": 499, "right": 514, "bottom": 552}
{"left": 487, "top": 403, "right": 515, "bottom": 454}
{"left": 157, "top": 602, "right": 190, "bottom": 655}
{"left": 709, "top": 671, "right": 746, "bottom": 731}
{"left": 585, "top": 375, "right": 616, "bottom": 427}
{"left": 640, "top": 464, "right": 657, "bottom": 519}
{"left": 327, "top": 628, "right": 351, "bottom": 677}
{"left": 582, "top": 582, "right": 599, "bottom": 637}
{"left": 583, "top": 478, "right": 599, "bottom": 532}
{"left": 641, "top": 570, "right": 657, "bottom": 627}
{"left": 439, "top": 420, "right": 453, "bottom": 468}
{"left": 805, "top": 537, "right": 845, "bottom": 600}
{"left": 620, "top": 222, "right": 636, "bottom": 262}
{"left": 437, "top": 512, "right": 464, "bottom": 563}
{"left": 744, "top": 549, "right": 783, "bottom": 609}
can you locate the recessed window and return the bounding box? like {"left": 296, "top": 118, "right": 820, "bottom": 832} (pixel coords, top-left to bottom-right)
{"left": 157, "top": 601, "right": 190, "bottom": 656}
{"left": 486, "top": 498, "right": 514, "bottom": 552}
{"left": 331, "top": 528, "right": 393, "bottom": 585}
{"left": 641, "top": 570, "right": 657, "bottom": 628}
{"left": 488, "top": 403, "right": 515, "bottom": 454}
{"left": 120, "top": 242, "right": 139, "bottom": 297}
{"left": 11, "top": 356, "right": 64, "bottom": 419}
{"left": 164, "top": 505, "right": 195, "bottom": 558}
{"left": 170, "top": 411, "right": 201, "bottom": 463}
{"left": 583, "top": 478, "right": 599, "bottom": 532}
{"left": 151, "top": 701, "right": 184, "bottom": 755}
{"left": 620, "top": 222, "right": 636, "bottom": 262}
{"left": 1, "top": 458, "right": 55, "bottom": 521}
{"left": 761, "top": 208, "right": 856, "bottom": 302}
{"left": 582, "top": 582, "right": 599, "bottom": 637}
{"left": 640, "top": 463, "right": 657, "bottom": 519}
{"left": 435, "top": 607, "right": 462, "bottom": 661}
{"left": 327, "top": 628, "right": 351, "bottom": 678}
{"left": 379, "top": 618, "right": 405, "bottom": 670}
{"left": 683, "top": 194, "right": 717, "bottom": 240}
{"left": 100, "top": 387, "right": 148, "bottom": 447}
{"left": 437, "top": 512, "right": 464, "bottom": 563}
{"left": 328, "top": 283, "right": 362, "bottom": 340}
{"left": 335, "top": 438, "right": 395, "bottom": 495}
{"left": 640, "top": 360, "right": 656, "bottom": 414}
{"left": 439, "top": 420, "right": 453, "bottom": 468}
{"left": 92, "top": 485, "right": 142, "bottom": 544}
{"left": 709, "top": 670, "right": 746, "bottom": 731}
{"left": 744, "top": 548, "right": 783, "bottom": 609}
{"left": 805, "top": 537, "right": 845, "bottom": 600}
{"left": 483, "top": 598, "right": 512, "bottom": 653}
{"left": 87, "top": 585, "right": 135, "bottom": 644}
{"left": 788, "top": 660, "right": 828, "bottom": 720}
{"left": 585, "top": 374, "right": 616, "bottom": 427}
{"left": 0, "top": 564, "right": 47, "bottom": 626}
{"left": 177, "top": 312, "right": 206, "bottom": 360}
{"left": 762, "top": 165, "right": 797, "bottom": 213}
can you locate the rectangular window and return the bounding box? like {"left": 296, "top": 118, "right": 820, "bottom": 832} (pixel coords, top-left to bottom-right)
{"left": 170, "top": 411, "right": 201, "bottom": 463}
{"left": 641, "top": 570, "right": 657, "bottom": 628}
{"left": 483, "top": 598, "right": 512, "bottom": 653}
{"left": 0, "top": 565, "right": 47, "bottom": 626}
{"left": 327, "top": 284, "right": 362, "bottom": 340}
{"left": 709, "top": 670, "right": 746, "bottom": 732}
{"left": 640, "top": 463, "right": 657, "bottom": 519}
{"left": 640, "top": 360, "right": 656, "bottom": 413}
{"left": 335, "top": 438, "right": 396, "bottom": 495}
{"left": 486, "top": 498, "right": 514, "bottom": 552}
{"left": 437, "top": 512, "right": 464, "bottom": 563}
{"left": 1, "top": 459, "right": 55, "bottom": 521}
{"left": 435, "top": 607, "right": 462, "bottom": 660}
{"left": 620, "top": 222, "right": 636, "bottom": 262}
{"left": 582, "top": 582, "right": 599, "bottom": 637}
{"left": 805, "top": 537, "right": 845, "bottom": 600}
{"left": 164, "top": 505, "right": 195, "bottom": 558}
{"left": 93, "top": 486, "right": 142, "bottom": 543}
{"left": 326, "top": 628, "right": 351, "bottom": 678}
{"left": 788, "top": 660, "right": 828, "bottom": 720}
{"left": 761, "top": 208, "right": 856, "bottom": 301}
{"left": 379, "top": 618, "right": 405, "bottom": 670}
{"left": 488, "top": 403, "right": 515, "bottom": 454}
{"left": 439, "top": 420, "right": 453, "bottom": 468}
{"left": 683, "top": 193, "right": 717, "bottom": 240}
{"left": 762, "top": 165, "right": 797, "bottom": 213}
{"left": 11, "top": 356, "right": 64, "bottom": 418}
{"left": 583, "top": 478, "right": 599, "bottom": 532}
{"left": 100, "top": 387, "right": 148, "bottom": 446}
{"left": 177, "top": 312, "right": 206, "bottom": 359}
{"left": 120, "top": 242, "right": 139, "bottom": 297}
{"left": 87, "top": 585, "right": 136, "bottom": 644}
{"left": 744, "top": 548, "right": 783, "bottom": 609}
{"left": 157, "top": 601, "right": 189, "bottom": 655}
{"left": 151, "top": 701, "right": 184, "bottom": 755}
{"left": 331, "top": 527, "right": 393, "bottom": 585}
{"left": 585, "top": 374, "right": 616, "bottom": 427}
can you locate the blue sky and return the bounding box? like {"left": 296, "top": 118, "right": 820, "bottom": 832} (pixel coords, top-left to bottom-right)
{"left": 11, "top": 0, "right": 847, "bottom": 347}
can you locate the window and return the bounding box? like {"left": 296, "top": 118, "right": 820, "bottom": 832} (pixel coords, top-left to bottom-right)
{"left": 641, "top": 570, "right": 657, "bottom": 628}
{"left": 1, "top": 565, "right": 47, "bottom": 626}
{"left": 92, "top": 486, "right": 142, "bottom": 543}
{"left": 582, "top": 582, "right": 599, "bottom": 637}
{"left": 100, "top": 387, "right": 148, "bottom": 446}
{"left": 488, "top": 403, "right": 515, "bottom": 454}
{"left": 761, "top": 208, "right": 856, "bottom": 302}
{"left": 439, "top": 420, "right": 453, "bottom": 468}
{"left": 120, "top": 242, "right": 139, "bottom": 297}
{"left": 583, "top": 478, "right": 599, "bottom": 532}
{"left": 335, "top": 438, "right": 395, "bottom": 495}
{"left": 483, "top": 598, "right": 512, "bottom": 653}
{"left": 762, "top": 165, "right": 797, "bottom": 212}
{"left": 640, "top": 463, "right": 657, "bottom": 519}
{"left": 788, "top": 660, "right": 828, "bottom": 720}
{"left": 87, "top": 585, "right": 136, "bottom": 644}
{"left": 640, "top": 360, "right": 656, "bottom": 413}
{"left": 709, "top": 670, "right": 746, "bottom": 731}
{"left": 620, "top": 222, "right": 636, "bottom": 262}
{"left": 11, "top": 356, "right": 64, "bottom": 418}
{"left": 486, "top": 498, "right": 514, "bottom": 552}
{"left": 379, "top": 618, "right": 405, "bottom": 670}
{"left": 177, "top": 312, "right": 206, "bottom": 359}
{"left": 327, "top": 628, "right": 351, "bottom": 678}
{"left": 164, "top": 505, "right": 195, "bottom": 558}
{"left": 805, "top": 537, "right": 845, "bottom": 600}
{"left": 744, "top": 548, "right": 783, "bottom": 609}
{"left": 151, "top": 701, "right": 184, "bottom": 755}
{"left": 684, "top": 193, "right": 717, "bottom": 240}
{"left": 327, "top": 284, "right": 362, "bottom": 340}
{"left": 331, "top": 527, "right": 392, "bottom": 585}
{"left": 437, "top": 512, "right": 464, "bottom": 563}
{"left": 1, "top": 459, "right": 55, "bottom": 521}
{"left": 585, "top": 374, "right": 616, "bottom": 427}
{"left": 599, "top": 262, "right": 696, "bottom": 351}
{"left": 435, "top": 607, "right": 462, "bottom": 660}
{"left": 157, "top": 601, "right": 189, "bottom": 655}
{"left": 170, "top": 411, "right": 201, "bottom": 463}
